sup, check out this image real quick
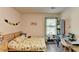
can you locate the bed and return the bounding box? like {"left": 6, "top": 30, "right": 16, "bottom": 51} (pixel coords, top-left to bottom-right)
{"left": 8, "top": 35, "right": 46, "bottom": 52}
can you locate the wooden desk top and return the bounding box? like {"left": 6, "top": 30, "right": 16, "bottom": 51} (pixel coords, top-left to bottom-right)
{"left": 71, "top": 45, "right": 79, "bottom": 52}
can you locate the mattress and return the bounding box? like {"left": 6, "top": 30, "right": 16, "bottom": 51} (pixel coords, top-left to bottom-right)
{"left": 8, "top": 35, "right": 46, "bottom": 52}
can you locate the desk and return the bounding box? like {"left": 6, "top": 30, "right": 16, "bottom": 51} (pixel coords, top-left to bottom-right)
{"left": 61, "top": 38, "right": 79, "bottom": 52}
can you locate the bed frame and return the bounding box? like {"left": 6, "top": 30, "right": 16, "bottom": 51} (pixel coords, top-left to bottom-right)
{"left": 2, "top": 31, "right": 46, "bottom": 52}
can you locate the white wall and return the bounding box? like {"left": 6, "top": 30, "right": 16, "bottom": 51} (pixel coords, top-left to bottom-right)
{"left": 61, "top": 8, "right": 79, "bottom": 35}
{"left": 0, "top": 7, "right": 59, "bottom": 37}
{"left": 0, "top": 7, "right": 21, "bottom": 35}
{"left": 21, "top": 13, "right": 59, "bottom": 37}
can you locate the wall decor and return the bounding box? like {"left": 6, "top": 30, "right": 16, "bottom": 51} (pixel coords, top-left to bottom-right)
{"left": 31, "top": 22, "right": 37, "bottom": 25}
{"left": 4, "top": 19, "right": 20, "bottom": 26}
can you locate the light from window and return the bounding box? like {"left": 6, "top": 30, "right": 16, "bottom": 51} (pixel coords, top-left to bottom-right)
{"left": 46, "top": 18, "right": 57, "bottom": 36}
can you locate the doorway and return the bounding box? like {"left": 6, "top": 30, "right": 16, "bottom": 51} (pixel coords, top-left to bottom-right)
{"left": 45, "top": 17, "right": 57, "bottom": 42}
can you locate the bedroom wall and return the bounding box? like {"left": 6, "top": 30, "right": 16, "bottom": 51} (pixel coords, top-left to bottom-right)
{"left": 60, "top": 8, "right": 79, "bottom": 37}
{"left": 21, "top": 13, "right": 59, "bottom": 37}
{"left": 0, "top": 7, "right": 21, "bottom": 35}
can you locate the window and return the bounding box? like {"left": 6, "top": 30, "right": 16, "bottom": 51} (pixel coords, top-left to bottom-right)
{"left": 46, "top": 18, "right": 57, "bottom": 36}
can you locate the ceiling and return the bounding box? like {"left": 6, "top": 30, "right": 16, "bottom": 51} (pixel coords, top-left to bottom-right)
{"left": 14, "top": 7, "right": 66, "bottom": 14}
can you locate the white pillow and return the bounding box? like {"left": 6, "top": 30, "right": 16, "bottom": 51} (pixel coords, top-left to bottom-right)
{"left": 14, "top": 35, "right": 27, "bottom": 43}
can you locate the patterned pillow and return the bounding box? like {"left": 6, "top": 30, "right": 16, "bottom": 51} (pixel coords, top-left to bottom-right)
{"left": 14, "top": 31, "right": 22, "bottom": 38}
{"left": 3, "top": 33, "right": 14, "bottom": 42}
{"left": 8, "top": 40, "right": 18, "bottom": 49}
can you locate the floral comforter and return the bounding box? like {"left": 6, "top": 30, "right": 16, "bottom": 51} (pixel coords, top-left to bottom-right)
{"left": 8, "top": 35, "right": 46, "bottom": 51}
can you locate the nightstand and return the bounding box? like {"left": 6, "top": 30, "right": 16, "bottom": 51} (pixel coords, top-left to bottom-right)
{"left": 0, "top": 41, "right": 8, "bottom": 52}
{"left": 0, "top": 33, "right": 8, "bottom": 52}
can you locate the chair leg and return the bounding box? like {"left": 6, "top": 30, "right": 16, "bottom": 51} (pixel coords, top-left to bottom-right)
{"left": 68, "top": 47, "right": 72, "bottom": 52}
{"left": 64, "top": 47, "right": 67, "bottom": 52}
